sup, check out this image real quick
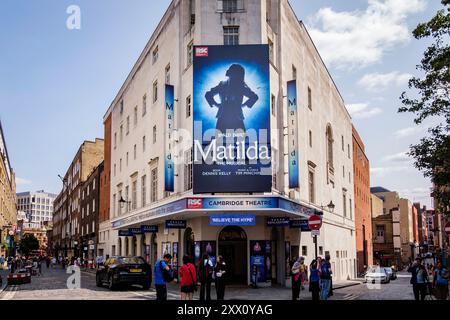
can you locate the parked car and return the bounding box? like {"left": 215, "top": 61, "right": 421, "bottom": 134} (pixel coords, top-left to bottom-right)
{"left": 383, "top": 267, "right": 397, "bottom": 280}
{"left": 96, "top": 256, "right": 152, "bottom": 290}
{"left": 365, "top": 266, "right": 390, "bottom": 284}
{"left": 7, "top": 269, "right": 31, "bottom": 285}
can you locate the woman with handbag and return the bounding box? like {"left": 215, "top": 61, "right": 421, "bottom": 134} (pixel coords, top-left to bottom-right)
{"left": 214, "top": 256, "right": 227, "bottom": 300}
{"left": 291, "top": 257, "right": 302, "bottom": 300}
{"left": 179, "top": 255, "right": 197, "bottom": 300}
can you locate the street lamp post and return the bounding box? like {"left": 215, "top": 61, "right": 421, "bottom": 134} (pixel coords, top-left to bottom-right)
{"left": 314, "top": 201, "right": 335, "bottom": 260}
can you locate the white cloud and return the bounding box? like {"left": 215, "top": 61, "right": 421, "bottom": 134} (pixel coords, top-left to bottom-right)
{"left": 370, "top": 166, "right": 412, "bottom": 177}
{"left": 306, "top": 0, "right": 427, "bottom": 69}
{"left": 382, "top": 151, "right": 412, "bottom": 163}
{"left": 398, "top": 187, "right": 432, "bottom": 204}
{"left": 346, "top": 103, "right": 383, "bottom": 119}
{"left": 394, "top": 126, "right": 426, "bottom": 138}
{"left": 16, "top": 177, "right": 32, "bottom": 186}
{"left": 358, "top": 71, "right": 412, "bottom": 91}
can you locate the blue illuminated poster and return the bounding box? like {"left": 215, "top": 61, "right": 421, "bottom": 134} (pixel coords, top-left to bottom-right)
{"left": 287, "top": 80, "right": 299, "bottom": 189}
{"left": 165, "top": 84, "right": 175, "bottom": 192}
{"left": 193, "top": 45, "right": 272, "bottom": 193}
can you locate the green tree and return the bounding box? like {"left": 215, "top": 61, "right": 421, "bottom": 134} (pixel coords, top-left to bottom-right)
{"left": 19, "top": 234, "right": 40, "bottom": 256}
{"left": 399, "top": 0, "right": 450, "bottom": 215}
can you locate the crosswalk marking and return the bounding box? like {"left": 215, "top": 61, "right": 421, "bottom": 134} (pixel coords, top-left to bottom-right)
{"left": 1, "top": 285, "right": 18, "bottom": 300}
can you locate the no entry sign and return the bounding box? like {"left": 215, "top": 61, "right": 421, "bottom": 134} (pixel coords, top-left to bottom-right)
{"left": 308, "top": 215, "right": 322, "bottom": 231}
{"left": 445, "top": 221, "right": 450, "bottom": 236}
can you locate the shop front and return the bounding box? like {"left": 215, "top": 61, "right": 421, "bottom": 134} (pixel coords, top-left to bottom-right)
{"left": 111, "top": 195, "right": 319, "bottom": 287}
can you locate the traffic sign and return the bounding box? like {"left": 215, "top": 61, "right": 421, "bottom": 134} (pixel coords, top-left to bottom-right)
{"left": 311, "top": 230, "right": 320, "bottom": 237}
{"left": 445, "top": 221, "right": 450, "bottom": 236}
{"left": 308, "top": 215, "right": 322, "bottom": 230}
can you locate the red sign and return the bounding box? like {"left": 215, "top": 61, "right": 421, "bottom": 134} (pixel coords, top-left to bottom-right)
{"left": 195, "top": 47, "right": 209, "bottom": 57}
{"left": 308, "top": 215, "right": 322, "bottom": 230}
{"left": 187, "top": 198, "right": 203, "bottom": 209}
{"left": 445, "top": 221, "right": 450, "bottom": 236}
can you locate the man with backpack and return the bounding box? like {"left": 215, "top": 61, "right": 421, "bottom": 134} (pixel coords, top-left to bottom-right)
{"left": 320, "top": 255, "right": 333, "bottom": 300}
{"left": 154, "top": 254, "right": 173, "bottom": 301}
{"left": 198, "top": 253, "right": 214, "bottom": 301}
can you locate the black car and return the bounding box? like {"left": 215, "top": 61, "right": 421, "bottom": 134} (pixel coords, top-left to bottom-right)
{"left": 96, "top": 256, "right": 152, "bottom": 290}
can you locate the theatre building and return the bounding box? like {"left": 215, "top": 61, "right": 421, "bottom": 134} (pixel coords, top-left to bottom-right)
{"left": 101, "top": 0, "right": 357, "bottom": 286}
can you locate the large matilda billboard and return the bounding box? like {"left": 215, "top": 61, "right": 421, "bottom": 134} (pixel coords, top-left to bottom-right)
{"left": 193, "top": 45, "right": 272, "bottom": 193}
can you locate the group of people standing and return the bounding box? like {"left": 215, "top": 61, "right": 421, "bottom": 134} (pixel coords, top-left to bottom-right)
{"left": 154, "top": 253, "right": 227, "bottom": 301}
{"left": 291, "top": 255, "right": 333, "bottom": 301}
{"left": 408, "top": 257, "right": 449, "bottom": 300}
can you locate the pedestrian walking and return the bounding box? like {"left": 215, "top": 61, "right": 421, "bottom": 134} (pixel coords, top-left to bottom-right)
{"left": 408, "top": 257, "right": 422, "bottom": 301}
{"left": 37, "top": 258, "right": 42, "bottom": 276}
{"left": 45, "top": 256, "right": 50, "bottom": 269}
{"left": 0, "top": 255, "right": 5, "bottom": 270}
{"left": 198, "top": 253, "right": 214, "bottom": 301}
{"left": 433, "top": 261, "right": 449, "bottom": 300}
{"left": 154, "top": 254, "right": 173, "bottom": 301}
{"left": 291, "top": 257, "right": 302, "bottom": 300}
{"left": 214, "top": 255, "right": 227, "bottom": 300}
{"left": 309, "top": 259, "right": 320, "bottom": 301}
{"left": 51, "top": 256, "right": 56, "bottom": 268}
{"left": 179, "top": 255, "right": 197, "bottom": 300}
{"left": 319, "top": 255, "right": 332, "bottom": 300}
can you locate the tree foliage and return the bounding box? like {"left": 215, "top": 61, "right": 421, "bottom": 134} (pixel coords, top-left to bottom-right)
{"left": 399, "top": 0, "right": 450, "bottom": 215}
{"left": 19, "top": 234, "right": 40, "bottom": 256}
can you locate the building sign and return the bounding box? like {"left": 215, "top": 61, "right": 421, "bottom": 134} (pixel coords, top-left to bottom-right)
{"left": 190, "top": 197, "right": 278, "bottom": 210}
{"left": 279, "top": 198, "right": 317, "bottom": 216}
{"left": 289, "top": 219, "right": 311, "bottom": 231}
{"left": 287, "top": 80, "right": 299, "bottom": 189}
{"left": 266, "top": 217, "right": 290, "bottom": 227}
{"left": 193, "top": 45, "right": 272, "bottom": 193}
{"left": 165, "top": 220, "right": 187, "bottom": 229}
{"left": 118, "top": 230, "right": 132, "bottom": 237}
{"left": 165, "top": 84, "right": 175, "bottom": 192}
{"left": 141, "top": 225, "right": 159, "bottom": 233}
{"left": 210, "top": 214, "right": 256, "bottom": 226}
{"left": 129, "top": 228, "right": 143, "bottom": 235}
{"left": 111, "top": 199, "right": 186, "bottom": 228}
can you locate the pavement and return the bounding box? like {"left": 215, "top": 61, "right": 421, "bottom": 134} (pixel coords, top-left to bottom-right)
{"left": 2, "top": 265, "right": 447, "bottom": 301}
{"left": 0, "top": 269, "right": 8, "bottom": 293}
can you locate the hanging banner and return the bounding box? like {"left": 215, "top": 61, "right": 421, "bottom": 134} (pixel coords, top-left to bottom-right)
{"left": 141, "top": 225, "right": 159, "bottom": 233}
{"left": 287, "top": 80, "right": 299, "bottom": 188}
{"left": 165, "top": 84, "right": 175, "bottom": 192}
{"left": 193, "top": 45, "right": 272, "bottom": 193}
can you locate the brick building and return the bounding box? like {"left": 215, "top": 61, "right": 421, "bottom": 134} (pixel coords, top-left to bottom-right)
{"left": 352, "top": 126, "right": 373, "bottom": 273}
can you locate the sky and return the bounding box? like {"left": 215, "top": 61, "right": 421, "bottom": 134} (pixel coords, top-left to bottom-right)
{"left": 0, "top": 0, "right": 443, "bottom": 207}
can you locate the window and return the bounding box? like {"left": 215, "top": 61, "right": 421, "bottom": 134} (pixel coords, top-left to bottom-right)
{"left": 187, "top": 41, "right": 193, "bottom": 67}
{"left": 165, "top": 64, "right": 171, "bottom": 84}
{"left": 189, "top": 0, "right": 196, "bottom": 25}
{"left": 348, "top": 144, "right": 351, "bottom": 159}
{"left": 309, "top": 131, "right": 313, "bottom": 147}
{"left": 120, "top": 100, "right": 124, "bottom": 115}
{"left": 126, "top": 116, "right": 130, "bottom": 134}
{"left": 141, "top": 175, "right": 147, "bottom": 207}
{"left": 268, "top": 39, "right": 274, "bottom": 62}
{"left": 343, "top": 166, "right": 345, "bottom": 178}
{"left": 114, "top": 133, "right": 117, "bottom": 149}
{"left": 125, "top": 186, "right": 129, "bottom": 212}
{"left": 134, "top": 144, "right": 137, "bottom": 160}
{"left": 219, "top": 0, "right": 243, "bottom": 12}
{"left": 184, "top": 149, "right": 193, "bottom": 191}
{"left": 302, "top": 246, "right": 308, "bottom": 256}
{"left": 153, "top": 80, "right": 158, "bottom": 103}
{"left": 142, "top": 95, "right": 147, "bottom": 116}
{"left": 319, "top": 246, "right": 324, "bottom": 256}
{"left": 308, "top": 87, "right": 312, "bottom": 110}
{"left": 93, "top": 179, "right": 95, "bottom": 190}
{"left": 342, "top": 135, "right": 344, "bottom": 151}
{"left": 114, "top": 164, "right": 116, "bottom": 177}
{"left": 92, "top": 199, "right": 95, "bottom": 213}
{"left": 134, "top": 106, "right": 138, "bottom": 126}
{"left": 326, "top": 125, "right": 334, "bottom": 168}
{"left": 308, "top": 170, "right": 315, "bottom": 204}
{"left": 343, "top": 191, "right": 347, "bottom": 218}
{"left": 120, "top": 159, "right": 122, "bottom": 172}
{"left": 120, "top": 125, "right": 123, "bottom": 142}
{"left": 132, "top": 180, "right": 137, "bottom": 210}
{"left": 113, "top": 194, "right": 116, "bottom": 218}
{"left": 292, "top": 65, "right": 297, "bottom": 80}
{"left": 153, "top": 125, "right": 157, "bottom": 143}
{"left": 186, "top": 95, "right": 192, "bottom": 118}
{"left": 92, "top": 221, "right": 95, "bottom": 233}
{"left": 349, "top": 199, "right": 353, "bottom": 220}
{"left": 87, "top": 203, "right": 90, "bottom": 217}
{"left": 224, "top": 26, "right": 239, "bottom": 45}
{"left": 271, "top": 94, "right": 276, "bottom": 116}
{"left": 152, "top": 46, "right": 158, "bottom": 64}
{"left": 126, "top": 152, "right": 129, "bottom": 166}
{"left": 143, "top": 136, "right": 146, "bottom": 152}
{"left": 151, "top": 168, "right": 158, "bottom": 203}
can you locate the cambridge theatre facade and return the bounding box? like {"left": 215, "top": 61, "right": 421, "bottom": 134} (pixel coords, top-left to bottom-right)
{"left": 100, "top": 0, "right": 356, "bottom": 286}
